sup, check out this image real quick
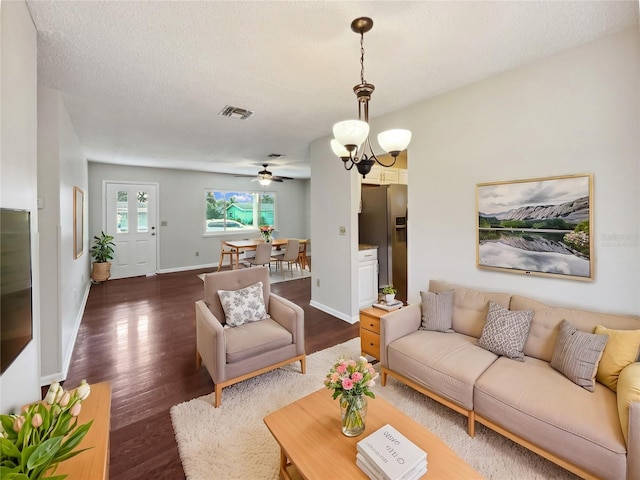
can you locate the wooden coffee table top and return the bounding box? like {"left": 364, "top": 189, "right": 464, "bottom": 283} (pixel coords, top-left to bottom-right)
{"left": 264, "top": 388, "right": 483, "bottom": 479}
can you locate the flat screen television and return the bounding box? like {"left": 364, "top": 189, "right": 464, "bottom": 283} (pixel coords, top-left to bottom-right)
{"left": 1, "top": 208, "right": 33, "bottom": 373}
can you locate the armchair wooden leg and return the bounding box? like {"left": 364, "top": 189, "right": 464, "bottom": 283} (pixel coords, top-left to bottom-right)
{"left": 381, "top": 369, "right": 388, "bottom": 386}
{"left": 468, "top": 411, "right": 476, "bottom": 437}
{"left": 214, "top": 383, "right": 222, "bottom": 408}
{"left": 300, "top": 354, "right": 306, "bottom": 374}
{"left": 196, "top": 350, "right": 202, "bottom": 369}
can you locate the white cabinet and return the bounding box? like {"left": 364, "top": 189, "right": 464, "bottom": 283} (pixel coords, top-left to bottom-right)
{"left": 361, "top": 166, "right": 406, "bottom": 185}
{"left": 358, "top": 248, "right": 378, "bottom": 309}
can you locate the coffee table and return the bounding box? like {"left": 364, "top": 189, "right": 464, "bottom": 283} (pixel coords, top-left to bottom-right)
{"left": 263, "top": 388, "right": 483, "bottom": 479}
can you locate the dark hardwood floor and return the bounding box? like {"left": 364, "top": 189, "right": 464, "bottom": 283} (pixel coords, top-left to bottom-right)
{"left": 62, "top": 267, "right": 359, "bottom": 479}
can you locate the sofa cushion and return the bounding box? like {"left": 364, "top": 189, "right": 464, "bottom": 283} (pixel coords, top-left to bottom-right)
{"left": 476, "top": 301, "right": 533, "bottom": 361}
{"left": 551, "top": 320, "right": 608, "bottom": 392}
{"left": 419, "top": 289, "right": 454, "bottom": 333}
{"left": 511, "top": 295, "right": 640, "bottom": 363}
{"left": 218, "top": 281, "right": 270, "bottom": 327}
{"left": 594, "top": 325, "right": 640, "bottom": 392}
{"left": 387, "top": 330, "right": 497, "bottom": 410}
{"left": 474, "top": 356, "right": 627, "bottom": 480}
{"left": 225, "top": 318, "right": 292, "bottom": 363}
{"left": 428, "top": 280, "right": 510, "bottom": 338}
{"left": 617, "top": 362, "right": 640, "bottom": 444}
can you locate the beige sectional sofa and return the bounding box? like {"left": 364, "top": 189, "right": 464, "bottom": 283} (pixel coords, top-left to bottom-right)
{"left": 380, "top": 280, "right": 640, "bottom": 480}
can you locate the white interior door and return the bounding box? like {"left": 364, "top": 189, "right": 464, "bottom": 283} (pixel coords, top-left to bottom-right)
{"left": 105, "top": 183, "right": 157, "bottom": 279}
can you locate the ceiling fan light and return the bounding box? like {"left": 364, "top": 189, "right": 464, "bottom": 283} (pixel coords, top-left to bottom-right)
{"left": 333, "top": 120, "right": 369, "bottom": 150}
{"left": 330, "top": 139, "right": 351, "bottom": 159}
{"left": 377, "top": 129, "right": 412, "bottom": 156}
{"left": 258, "top": 177, "right": 272, "bottom": 186}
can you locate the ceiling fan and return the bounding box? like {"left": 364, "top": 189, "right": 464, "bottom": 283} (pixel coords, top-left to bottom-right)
{"left": 237, "top": 164, "right": 294, "bottom": 185}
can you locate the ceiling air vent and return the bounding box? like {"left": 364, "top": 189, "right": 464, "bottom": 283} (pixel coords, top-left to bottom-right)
{"left": 218, "top": 105, "right": 254, "bottom": 120}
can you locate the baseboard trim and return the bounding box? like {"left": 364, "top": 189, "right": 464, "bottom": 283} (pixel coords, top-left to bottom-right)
{"left": 157, "top": 263, "right": 216, "bottom": 274}
{"left": 309, "top": 300, "right": 358, "bottom": 324}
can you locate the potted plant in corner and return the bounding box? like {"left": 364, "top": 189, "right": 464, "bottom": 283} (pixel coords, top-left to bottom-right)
{"left": 90, "top": 231, "right": 115, "bottom": 282}
{"left": 382, "top": 285, "right": 397, "bottom": 304}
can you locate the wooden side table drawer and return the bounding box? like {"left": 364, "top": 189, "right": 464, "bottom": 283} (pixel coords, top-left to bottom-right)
{"left": 360, "top": 328, "right": 380, "bottom": 358}
{"left": 360, "top": 315, "right": 380, "bottom": 334}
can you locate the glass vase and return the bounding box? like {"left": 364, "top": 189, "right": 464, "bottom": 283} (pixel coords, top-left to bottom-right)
{"left": 340, "top": 394, "right": 367, "bottom": 437}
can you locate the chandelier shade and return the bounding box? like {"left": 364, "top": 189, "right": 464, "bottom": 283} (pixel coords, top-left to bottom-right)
{"left": 333, "top": 120, "right": 369, "bottom": 151}
{"left": 377, "top": 129, "right": 412, "bottom": 156}
{"left": 331, "top": 17, "right": 411, "bottom": 177}
{"left": 258, "top": 177, "right": 272, "bottom": 186}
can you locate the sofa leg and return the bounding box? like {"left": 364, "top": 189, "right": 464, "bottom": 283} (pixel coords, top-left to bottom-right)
{"left": 214, "top": 383, "right": 222, "bottom": 408}
{"left": 300, "top": 355, "right": 307, "bottom": 374}
{"left": 196, "top": 350, "right": 202, "bottom": 369}
{"left": 381, "top": 369, "right": 388, "bottom": 387}
{"left": 468, "top": 411, "right": 475, "bottom": 437}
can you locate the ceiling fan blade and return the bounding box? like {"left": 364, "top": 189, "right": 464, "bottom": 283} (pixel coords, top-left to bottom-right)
{"left": 271, "top": 178, "right": 284, "bottom": 182}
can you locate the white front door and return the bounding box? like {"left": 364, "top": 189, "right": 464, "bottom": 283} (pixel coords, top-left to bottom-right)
{"left": 105, "top": 183, "right": 158, "bottom": 279}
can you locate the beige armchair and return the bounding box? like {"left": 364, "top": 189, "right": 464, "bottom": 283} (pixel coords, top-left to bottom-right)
{"left": 195, "top": 266, "right": 306, "bottom": 407}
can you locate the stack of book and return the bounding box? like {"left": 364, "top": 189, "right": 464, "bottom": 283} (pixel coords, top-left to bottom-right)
{"left": 372, "top": 300, "right": 403, "bottom": 311}
{"left": 356, "top": 424, "right": 427, "bottom": 480}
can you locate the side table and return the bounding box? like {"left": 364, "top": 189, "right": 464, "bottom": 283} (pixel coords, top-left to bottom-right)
{"left": 359, "top": 307, "right": 391, "bottom": 360}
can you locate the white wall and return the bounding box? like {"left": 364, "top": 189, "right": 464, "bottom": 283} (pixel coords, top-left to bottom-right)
{"left": 88, "top": 163, "right": 310, "bottom": 272}
{"left": 310, "top": 26, "right": 640, "bottom": 320}
{"left": 309, "top": 141, "right": 361, "bottom": 323}
{"left": 37, "top": 87, "right": 90, "bottom": 384}
{"left": 403, "top": 27, "right": 639, "bottom": 316}
{"left": 0, "top": 0, "right": 41, "bottom": 412}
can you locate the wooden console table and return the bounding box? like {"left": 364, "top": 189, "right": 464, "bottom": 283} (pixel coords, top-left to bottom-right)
{"left": 58, "top": 381, "right": 112, "bottom": 479}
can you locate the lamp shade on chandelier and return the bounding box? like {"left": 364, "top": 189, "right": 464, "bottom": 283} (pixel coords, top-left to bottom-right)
{"left": 331, "top": 17, "right": 411, "bottom": 177}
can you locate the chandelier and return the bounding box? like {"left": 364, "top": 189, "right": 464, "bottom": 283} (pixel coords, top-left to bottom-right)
{"left": 331, "top": 17, "right": 412, "bottom": 178}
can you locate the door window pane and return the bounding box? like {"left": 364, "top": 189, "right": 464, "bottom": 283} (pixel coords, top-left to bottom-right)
{"left": 117, "top": 191, "right": 128, "bottom": 233}
{"left": 137, "top": 191, "right": 148, "bottom": 233}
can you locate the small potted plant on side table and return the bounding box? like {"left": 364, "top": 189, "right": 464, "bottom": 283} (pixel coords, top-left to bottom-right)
{"left": 382, "top": 285, "right": 397, "bottom": 304}
{"left": 90, "top": 231, "right": 115, "bottom": 282}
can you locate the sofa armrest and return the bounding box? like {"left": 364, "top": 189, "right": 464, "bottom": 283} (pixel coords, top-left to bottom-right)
{"left": 268, "top": 293, "right": 305, "bottom": 355}
{"left": 195, "top": 300, "right": 226, "bottom": 382}
{"left": 380, "top": 303, "right": 422, "bottom": 368}
{"left": 619, "top": 362, "right": 640, "bottom": 480}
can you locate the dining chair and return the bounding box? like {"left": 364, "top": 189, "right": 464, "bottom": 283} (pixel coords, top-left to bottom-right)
{"left": 271, "top": 239, "right": 300, "bottom": 279}
{"left": 217, "top": 240, "right": 237, "bottom": 272}
{"left": 245, "top": 242, "right": 273, "bottom": 269}
{"left": 297, "top": 239, "right": 310, "bottom": 272}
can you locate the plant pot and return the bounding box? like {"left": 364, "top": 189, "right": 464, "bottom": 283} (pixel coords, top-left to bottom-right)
{"left": 92, "top": 262, "right": 112, "bottom": 282}
{"left": 384, "top": 293, "right": 396, "bottom": 304}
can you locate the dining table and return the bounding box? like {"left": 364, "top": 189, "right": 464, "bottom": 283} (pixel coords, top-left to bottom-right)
{"left": 222, "top": 238, "right": 309, "bottom": 270}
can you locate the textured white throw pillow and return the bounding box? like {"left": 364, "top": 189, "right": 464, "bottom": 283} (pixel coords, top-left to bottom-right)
{"left": 217, "top": 281, "right": 270, "bottom": 327}
{"left": 477, "top": 301, "right": 533, "bottom": 361}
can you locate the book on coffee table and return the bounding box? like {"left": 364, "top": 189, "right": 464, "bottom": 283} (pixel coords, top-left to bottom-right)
{"left": 357, "top": 452, "right": 427, "bottom": 480}
{"left": 356, "top": 424, "right": 427, "bottom": 480}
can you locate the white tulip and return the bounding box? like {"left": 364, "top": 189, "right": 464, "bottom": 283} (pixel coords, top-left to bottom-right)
{"left": 44, "top": 382, "right": 61, "bottom": 405}
{"left": 76, "top": 379, "right": 91, "bottom": 401}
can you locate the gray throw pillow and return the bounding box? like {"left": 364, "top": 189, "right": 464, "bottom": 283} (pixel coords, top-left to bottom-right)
{"left": 217, "top": 281, "right": 270, "bottom": 327}
{"left": 476, "top": 301, "right": 533, "bottom": 361}
{"left": 419, "top": 289, "right": 454, "bottom": 333}
{"left": 551, "top": 319, "right": 608, "bottom": 392}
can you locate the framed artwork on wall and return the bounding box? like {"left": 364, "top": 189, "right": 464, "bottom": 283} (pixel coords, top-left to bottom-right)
{"left": 73, "top": 186, "right": 84, "bottom": 259}
{"left": 476, "top": 174, "right": 593, "bottom": 281}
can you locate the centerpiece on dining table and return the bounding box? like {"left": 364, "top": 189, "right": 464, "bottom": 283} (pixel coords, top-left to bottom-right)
{"left": 324, "top": 356, "right": 378, "bottom": 437}
{"left": 260, "top": 225, "right": 274, "bottom": 243}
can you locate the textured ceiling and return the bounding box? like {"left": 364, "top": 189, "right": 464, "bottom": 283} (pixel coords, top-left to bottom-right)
{"left": 26, "top": 1, "right": 638, "bottom": 179}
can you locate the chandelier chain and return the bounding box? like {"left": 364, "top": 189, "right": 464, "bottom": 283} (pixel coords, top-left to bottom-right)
{"left": 360, "top": 32, "right": 366, "bottom": 85}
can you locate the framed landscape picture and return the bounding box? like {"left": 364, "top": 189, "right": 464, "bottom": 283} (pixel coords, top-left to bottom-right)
{"left": 476, "top": 174, "right": 593, "bottom": 281}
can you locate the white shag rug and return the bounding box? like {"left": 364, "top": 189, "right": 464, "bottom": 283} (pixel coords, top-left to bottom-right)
{"left": 170, "top": 338, "right": 579, "bottom": 480}
{"left": 197, "top": 268, "right": 311, "bottom": 284}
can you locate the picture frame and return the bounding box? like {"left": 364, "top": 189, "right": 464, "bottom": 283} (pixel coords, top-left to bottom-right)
{"left": 73, "top": 186, "right": 84, "bottom": 259}
{"left": 476, "top": 174, "right": 593, "bottom": 281}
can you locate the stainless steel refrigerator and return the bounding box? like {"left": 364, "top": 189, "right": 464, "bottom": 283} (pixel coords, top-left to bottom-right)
{"left": 358, "top": 184, "right": 408, "bottom": 301}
